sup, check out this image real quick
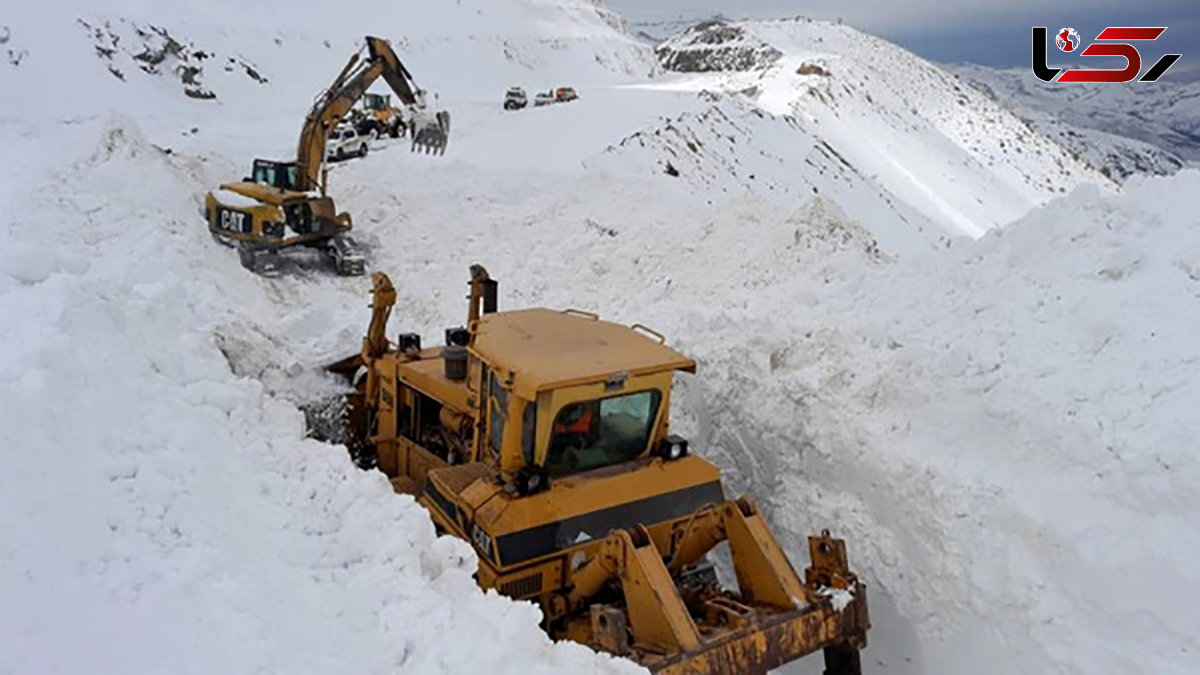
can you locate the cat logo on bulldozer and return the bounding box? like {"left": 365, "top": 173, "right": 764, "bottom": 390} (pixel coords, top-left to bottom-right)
{"left": 217, "top": 208, "right": 251, "bottom": 234}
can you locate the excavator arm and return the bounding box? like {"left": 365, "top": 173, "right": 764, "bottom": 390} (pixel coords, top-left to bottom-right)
{"left": 296, "top": 36, "right": 450, "bottom": 192}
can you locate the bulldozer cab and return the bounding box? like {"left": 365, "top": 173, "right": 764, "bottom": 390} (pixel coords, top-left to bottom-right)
{"left": 248, "top": 159, "right": 301, "bottom": 192}
{"left": 467, "top": 308, "right": 695, "bottom": 489}
{"left": 362, "top": 92, "right": 390, "bottom": 111}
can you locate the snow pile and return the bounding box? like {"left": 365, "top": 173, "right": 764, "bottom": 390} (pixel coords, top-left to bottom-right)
{"left": 0, "top": 116, "right": 642, "bottom": 674}
{"left": 664, "top": 172, "right": 1200, "bottom": 674}
{"left": 584, "top": 93, "right": 942, "bottom": 255}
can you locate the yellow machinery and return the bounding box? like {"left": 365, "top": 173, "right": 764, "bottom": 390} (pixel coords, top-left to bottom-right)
{"left": 205, "top": 36, "right": 450, "bottom": 275}
{"left": 324, "top": 266, "right": 870, "bottom": 673}
{"left": 351, "top": 92, "right": 409, "bottom": 139}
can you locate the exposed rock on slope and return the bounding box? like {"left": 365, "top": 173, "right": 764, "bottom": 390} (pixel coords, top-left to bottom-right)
{"left": 655, "top": 20, "right": 781, "bottom": 72}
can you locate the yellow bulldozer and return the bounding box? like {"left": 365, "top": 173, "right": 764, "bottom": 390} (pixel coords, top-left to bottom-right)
{"left": 205, "top": 36, "right": 450, "bottom": 275}
{"left": 322, "top": 266, "right": 869, "bottom": 673}
{"left": 350, "top": 91, "right": 410, "bottom": 139}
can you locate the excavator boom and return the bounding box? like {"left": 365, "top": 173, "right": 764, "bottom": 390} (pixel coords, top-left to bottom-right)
{"left": 296, "top": 35, "right": 450, "bottom": 192}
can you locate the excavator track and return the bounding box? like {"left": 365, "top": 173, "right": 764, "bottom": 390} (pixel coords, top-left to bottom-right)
{"left": 326, "top": 235, "right": 365, "bottom": 276}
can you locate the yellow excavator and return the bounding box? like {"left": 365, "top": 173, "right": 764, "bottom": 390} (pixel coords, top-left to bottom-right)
{"left": 205, "top": 36, "right": 450, "bottom": 275}
{"left": 321, "top": 266, "right": 870, "bottom": 674}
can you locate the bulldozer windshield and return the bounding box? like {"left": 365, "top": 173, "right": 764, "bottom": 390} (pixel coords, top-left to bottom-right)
{"left": 545, "top": 390, "right": 661, "bottom": 475}
{"left": 363, "top": 93, "right": 388, "bottom": 111}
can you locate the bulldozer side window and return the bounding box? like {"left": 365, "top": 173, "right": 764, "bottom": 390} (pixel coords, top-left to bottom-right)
{"left": 545, "top": 390, "right": 661, "bottom": 476}
{"left": 489, "top": 373, "right": 507, "bottom": 453}
{"left": 521, "top": 400, "right": 536, "bottom": 464}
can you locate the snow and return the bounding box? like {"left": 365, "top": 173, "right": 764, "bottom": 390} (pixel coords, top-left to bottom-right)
{"left": 0, "top": 115, "right": 644, "bottom": 675}
{"left": 947, "top": 63, "right": 1200, "bottom": 164}
{"left": 818, "top": 587, "right": 855, "bottom": 614}
{"left": 3, "top": 2, "right": 1200, "bottom": 675}
{"left": 212, "top": 188, "right": 262, "bottom": 209}
{"left": 947, "top": 63, "right": 1200, "bottom": 181}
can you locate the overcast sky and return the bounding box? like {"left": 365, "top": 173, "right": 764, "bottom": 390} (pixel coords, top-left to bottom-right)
{"left": 609, "top": 0, "right": 1198, "bottom": 75}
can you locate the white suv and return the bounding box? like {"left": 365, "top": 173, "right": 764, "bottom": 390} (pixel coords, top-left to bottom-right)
{"left": 327, "top": 126, "right": 372, "bottom": 161}
{"left": 504, "top": 87, "right": 528, "bottom": 110}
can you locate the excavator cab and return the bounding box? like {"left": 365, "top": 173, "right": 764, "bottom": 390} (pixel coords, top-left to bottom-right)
{"left": 322, "top": 266, "right": 870, "bottom": 674}
{"left": 247, "top": 159, "right": 301, "bottom": 191}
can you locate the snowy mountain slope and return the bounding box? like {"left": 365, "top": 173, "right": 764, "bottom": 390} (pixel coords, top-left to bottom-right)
{"left": 949, "top": 63, "right": 1200, "bottom": 171}
{"left": 584, "top": 93, "right": 940, "bottom": 255}
{"left": 643, "top": 19, "right": 1111, "bottom": 240}
{"left": 0, "top": 0, "right": 654, "bottom": 159}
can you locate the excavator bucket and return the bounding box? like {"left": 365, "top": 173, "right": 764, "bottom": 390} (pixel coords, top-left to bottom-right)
{"left": 411, "top": 110, "right": 450, "bottom": 155}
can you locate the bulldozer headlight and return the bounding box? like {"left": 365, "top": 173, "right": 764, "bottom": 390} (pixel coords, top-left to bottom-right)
{"left": 658, "top": 434, "right": 689, "bottom": 460}
{"left": 514, "top": 466, "right": 549, "bottom": 496}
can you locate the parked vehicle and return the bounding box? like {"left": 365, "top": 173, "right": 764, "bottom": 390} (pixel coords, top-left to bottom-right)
{"left": 327, "top": 126, "right": 372, "bottom": 161}
{"left": 554, "top": 86, "right": 578, "bottom": 102}
{"left": 533, "top": 90, "right": 555, "bottom": 107}
{"left": 504, "top": 86, "right": 527, "bottom": 110}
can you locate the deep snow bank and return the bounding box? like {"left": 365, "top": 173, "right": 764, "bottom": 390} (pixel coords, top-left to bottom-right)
{"left": 666, "top": 171, "right": 1200, "bottom": 674}
{"left": 0, "top": 117, "right": 642, "bottom": 674}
